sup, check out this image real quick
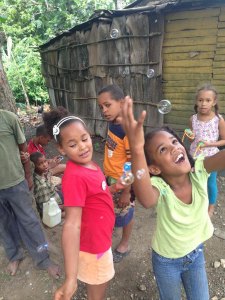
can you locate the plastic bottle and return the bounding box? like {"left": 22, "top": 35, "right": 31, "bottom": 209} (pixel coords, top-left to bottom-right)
{"left": 120, "top": 162, "right": 134, "bottom": 185}
{"left": 42, "top": 197, "right": 61, "bottom": 228}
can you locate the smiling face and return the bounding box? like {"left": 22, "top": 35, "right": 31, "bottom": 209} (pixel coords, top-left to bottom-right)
{"left": 98, "top": 91, "right": 123, "bottom": 122}
{"left": 146, "top": 131, "right": 191, "bottom": 177}
{"left": 196, "top": 90, "right": 217, "bottom": 116}
{"left": 58, "top": 121, "right": 93, "bottom": 165}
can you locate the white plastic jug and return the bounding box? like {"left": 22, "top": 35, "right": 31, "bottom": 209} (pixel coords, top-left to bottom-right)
{"left": 42, "top": 197, "right": 61, "bottom": 228}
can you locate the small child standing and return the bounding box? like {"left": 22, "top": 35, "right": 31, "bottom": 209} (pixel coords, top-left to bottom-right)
{"left": 98, "top": 84, "right": 135, "bottom": 263}
{"left": 30, "top": 152, "right": 63, "bottom": 219}
{"left": 43, "top": 108, "right": 126, "bottom": 300}
{"left": 28, "top": 124, "right": 66, "bottom": 176}
{"left": 189, "top": 83, "right": 225, "bottom": 216}
{"left": 119, "top": 96, "right": 225, "bottom": 300}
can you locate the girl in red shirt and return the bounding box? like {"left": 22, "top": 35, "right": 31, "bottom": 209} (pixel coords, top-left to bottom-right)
{"left": 43, "top": 107, "right": 125, "bottom": 300}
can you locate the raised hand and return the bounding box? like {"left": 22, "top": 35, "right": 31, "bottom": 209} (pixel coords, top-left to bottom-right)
{"left": 119, "top": 96, "right": 146, "bottom": 151}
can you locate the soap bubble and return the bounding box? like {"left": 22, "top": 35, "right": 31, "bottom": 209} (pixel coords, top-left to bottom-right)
{"left": 157, "top": 99, "right": 172, "bottom": 114}
{"left": 110, "top": 28, "right": 119, "bottom": 39}
{"left": 147, "top": 69, "right": 155, "bottom": 78}
{"left": 122, "top": 67, "right": 130, "bottom": 76}
{"left": 136, "top": 169, "right": 146, "bottom": 180}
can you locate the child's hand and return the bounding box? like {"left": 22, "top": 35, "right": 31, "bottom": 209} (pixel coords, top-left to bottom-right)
{"left": 200, "top": 141, "right": 210, "bottom": 148}
{"left": 54, "top": 279, "right": 77, "bottom": 300}
{"left": 118, "top": 190, "right": 130, "bottom": 208}
{"left": 48, "top": 157, "right": 60, "bottom": 168}
{"left": 118, "top": 96, "right": 146, "bottom": 151}
{"left": 20, "top": 151, "right": 30, "bottom": 164}
{"left": 109, "top": 178, "right": 131, "bottom": 194}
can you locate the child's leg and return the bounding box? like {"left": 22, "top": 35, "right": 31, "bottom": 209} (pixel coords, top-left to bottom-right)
{"left": 207, "top": 171, "right": 218, "bottom": 217}
{"left": 152, "top": 250, "right": 182, "bottom": 300}
{"left": 181, "top": 246, "right": 209, "bottom": 300}
{"left": 116, "top": 217, "right": 134, "bottom": 253}
{"left": 87, "top": 282, "right": 108, "bottom": 300}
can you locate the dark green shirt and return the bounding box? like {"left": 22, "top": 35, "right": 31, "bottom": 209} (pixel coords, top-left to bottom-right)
{"left": 0, "top": 110, "right": 26, "bottom": 189}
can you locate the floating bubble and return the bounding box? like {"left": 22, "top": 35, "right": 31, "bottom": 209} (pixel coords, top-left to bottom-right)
{"left": 110, "top": 28, "right": 119, "bottom": 39}
{"left": 136, "top": 169, "right": 146, "bottom": 180}
{"left": 157, "top": 99, "right": 172, "bottom": 114}
{"left": 122, "top": 66, "right": 130, "bottom": 76}
{"left": 147, "top": 69, "right": 155, "bottom": 78}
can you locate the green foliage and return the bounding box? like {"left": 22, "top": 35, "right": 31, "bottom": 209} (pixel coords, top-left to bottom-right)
{"left": 0, "top": 0, "right": 133, "bottom": 105}
{"left": 3, "top": 37, "right": 49, "bottom": 104}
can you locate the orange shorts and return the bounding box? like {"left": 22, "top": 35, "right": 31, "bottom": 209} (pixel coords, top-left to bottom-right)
{"left": 77, "top": 248, "right": 115, "bottom": 285}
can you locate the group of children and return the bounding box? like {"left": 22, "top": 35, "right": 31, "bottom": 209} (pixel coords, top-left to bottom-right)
{"left": 18, "top": 83, "right": 225, "bottom": 300}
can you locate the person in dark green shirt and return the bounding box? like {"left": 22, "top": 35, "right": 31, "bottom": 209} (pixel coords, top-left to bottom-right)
{"left": 0, "top": 109, "right": 60, "bottom": 278}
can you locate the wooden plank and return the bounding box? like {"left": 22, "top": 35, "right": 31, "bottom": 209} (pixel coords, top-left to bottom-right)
{"left": 218, "top": 29, "right": 225, "bottom": 36}
{"left": 213, "top": 74, "right": 225, "bottom": 80}
{"left": 164, "top": 59, "right": 212, "bottom": 68}
{"left": 95, "top": 22, "right": 111, "bottom": 78}
{"left": 87, "top": 23, "right": 99, "bottom": 76}
{"left": 163, "top": 51, "right": 215, "bottom": 60}
{"left": 217, "top": 43, "right": 225, "bottom": 48}
{"left": 220, "top": 7, "right": 225, "bottom": 21}
{"left": 213, "top": 61, "right": 225, "bottom": 68}
{"left": 164, "top": 86, "right": 198, "bottom": 93}
{"left": 214, "top": 54, "right": 225, "bottom": 61}
{"left": 211, "top": 80, "right": 225, "bottom": 86}
{"left": 218, "top": 21, "right": 225, "bottom": 29}
{"left": 218, "top": 37, "right": 225, "bottom": 44}
{"left": 108, "top": 16, "right": 130, "bottom": 78}
{"left": 163, "top": 80, "right": 209, "bottom": 87}
{"left": 165, "top": 17, "right": 218, "bottom": 32}
{"left": 163, "top": 45, "right": 215, "bottom": 53}
{"left": 163, "top": 36, "right": 217, "bottom": 47}
{"left": 165, "top": 29, "right": 218, "bottom": 39}
{"left": 215, "top": 48, "right": 225, "bottom": 55}
{"left": 164, "top": 115, "right": 190, "bottom": 125}
{"left": 210, "top": 86, "right": 225, "bottom": 93}
{"left": 163, "top": 73, "right": 211, "bottom": 81}
{"left": 165, "top": 8, "right": 220, "bottom": 21}
{"left": 163, "top": 92, "right": 196, "bottom": 100}
{"left": 126, "top": 14, "right": 149, "bottom": 74}
{"left": 163, "top": 66, "right": 212, "bottom": 73}
{"left": 213, "top": 69, "right": 225, "bottom": 75}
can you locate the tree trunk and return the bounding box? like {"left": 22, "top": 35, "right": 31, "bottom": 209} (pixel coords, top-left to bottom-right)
{"left": 0, "top": 32, "right": 16, "bottom": 113}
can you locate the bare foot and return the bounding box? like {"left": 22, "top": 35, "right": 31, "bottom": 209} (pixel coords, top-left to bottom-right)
{"left": 47, "top": 264, "right": 61, "bottom": 279}
{"left": 6, "top": 260, "right": 21, "bottom": 276}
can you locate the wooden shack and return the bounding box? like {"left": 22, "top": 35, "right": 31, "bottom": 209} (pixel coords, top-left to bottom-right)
{"left": 39, "top": 0, "right": 225, "bottom": 136}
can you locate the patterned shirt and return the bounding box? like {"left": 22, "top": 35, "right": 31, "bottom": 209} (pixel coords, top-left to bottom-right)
{"left": 33, "top": 171, "right": 62, "bottom": 216}
{"left": 190, "top": 114, "right": 221, "bottom": 158}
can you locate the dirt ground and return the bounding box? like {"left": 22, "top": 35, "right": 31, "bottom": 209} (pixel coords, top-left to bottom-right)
{"left": 1, "top": 137, "right": 225, "bottom": 300}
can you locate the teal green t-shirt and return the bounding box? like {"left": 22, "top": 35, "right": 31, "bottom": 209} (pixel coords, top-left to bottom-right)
{"left": 151, "top": 157, "right": 214, "bottom": 258}
{"left": 0, "top": 110, "right": 26, "bottom": 189}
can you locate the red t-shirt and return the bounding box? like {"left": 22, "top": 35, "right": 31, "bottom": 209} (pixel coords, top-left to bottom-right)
{"left": 62, "top": 161, "right": 115, "bottom": 254}
{"left": 27, "top": 140, "right": 45, "bottom": 155}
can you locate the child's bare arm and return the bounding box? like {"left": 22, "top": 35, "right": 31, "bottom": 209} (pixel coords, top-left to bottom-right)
{"left": 119, "top": 96, "right": 159, "bottom": 208}
{"left": 54, "top": 207, "right": 82, "bottom": 300}
{"left": 204, "top": 150, "right": 225, "bottom": 173}
{"left": 18, "top": 142, "right": 33, "bottom": 190}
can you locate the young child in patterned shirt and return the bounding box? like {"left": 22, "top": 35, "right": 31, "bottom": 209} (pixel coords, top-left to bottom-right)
{"left": 189, "top": 83, "right": 225, "bottom": 216}
{"left": 30, "top": 152, "right": 63, "bottom": 219}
